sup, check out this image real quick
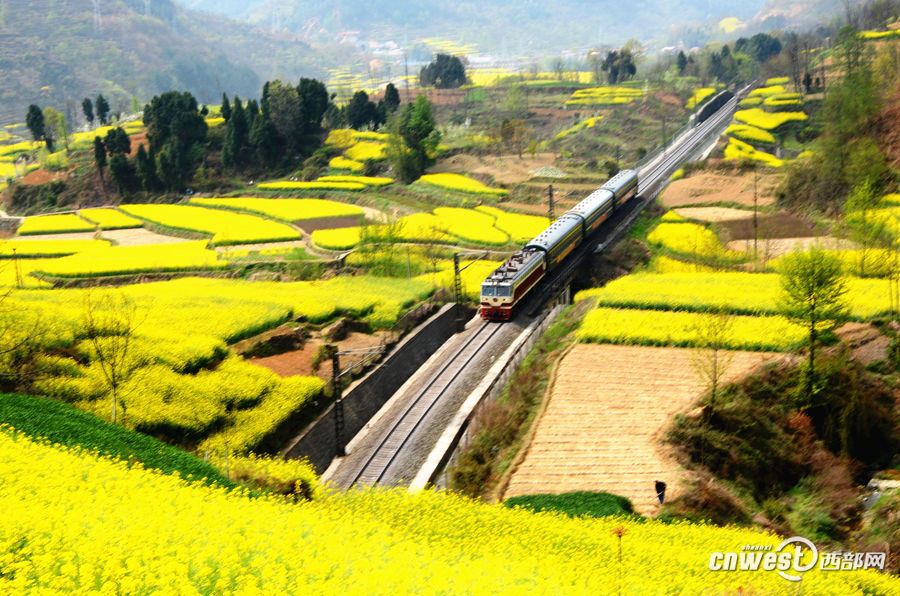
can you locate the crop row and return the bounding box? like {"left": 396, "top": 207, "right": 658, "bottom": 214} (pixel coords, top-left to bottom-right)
{"left": 189, "top": 197, "right": 364, "bottom": 224}
{"left": 16, "top": 213, "right": 96, "bottom": 235}
{"left": 733, "top": 108, "right": 808, "bottom": 131}
{"left": 577, "top": 307, "right": 805, "bottom": 351}
{"left": 78, "top": 208, "right": 143, "bottom": 230}
{"left": 565, "top": 85, "right": 643, "bottom": 107}
{"left": 646, "top": 222, "right": 741, "bottom": 261}
{"left": 686, "top": 87, "right": 716, "bottom": 110}
{"left": 417, "top": 173, "right": 508, "bottom": 197}
{"left": 723, "top": 137, "right": 784, "bottom": 167}
{"left": 31, "top": 241, "right": 228, "bottom": 279}
{"left": 257, "top": 181, "right": 366, "bottom": 191}
{"left": 575, "top": 271, "right": 890, "bottom": 320}
{"left": 3, "top": 427, "right": 897, "bottom": 594}
{"left": 725, "top": 123, "right": 776, "bottom": 145}
{"left": 120, "top": 204, "right": 301, "bottom": 245}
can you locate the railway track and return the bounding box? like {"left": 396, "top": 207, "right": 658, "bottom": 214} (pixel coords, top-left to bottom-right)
{"left": 329, "top": 87, "right": 750, "bottom": 489}
{"left": 344, "top": 320, "right": 505, "bottom": 487}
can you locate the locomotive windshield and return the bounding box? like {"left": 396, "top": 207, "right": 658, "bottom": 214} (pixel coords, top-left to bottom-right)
{"left": 496, "top": 285, "right": 511, "bottom": 297}
{"left": 481, "top": 285, "right": 495, "bottom": 297}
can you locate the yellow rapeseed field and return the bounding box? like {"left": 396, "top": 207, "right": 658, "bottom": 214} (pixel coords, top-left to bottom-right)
{"left": 575, "top": 271, "right": 890, "bottom": 320}
{"left": 686, "top": 87, "right": 716, "bottom": 110}
{"left": 311, "top": 227, "right": 362, "bottom": 250}
{"left": 725, "top": 123, "right": 776, "bottom": 145}
{"left": 723, "top": 137, "right": 784, "bottom": 167}
{"left": 120, "top": 204, "right": 301, "bottom": 245}
{"left": 16, "top": 213, "right": 96, "bottom": 235}
{"left": 79, "top": 208, "right": 143, "bottom": 230}
{"left": 733, "top": 108, "right": 808, "bottom": 131}
{"left": 565, "top": 86, "right": 643, "bottom": 107}
{"left": 647, "top": 222, "right": 741, "bottom": 260}
{"left": 0, "top": 238, "right": 110, "bottom": 258}
{"left": 257, "top": 181, "right": 366, "bottom": 192}
{"left": 328, "top": 156, "right": 364, "bottom": 171}
{"left": 476, "top": 206, "right": 549, "bottom": 243}
{"left": 577, "top": 307, "right": 805, "bottom": 351}
{"left": 190, "top": 197, "right": 364, "bottom": 223}
{"left": 317, "top": 175, "right": 394, "bottom": 187}
{"left": 32, "top": 241, "right": 227, "bottom": 279}
{"left": 2, "top": 427, "right": 898, "bottom": 593}
{"left": 418, "top": 173, "right": 508, "bottom": 197}
{"left": 344, "top": 141, "right": 388, "bottom": 162}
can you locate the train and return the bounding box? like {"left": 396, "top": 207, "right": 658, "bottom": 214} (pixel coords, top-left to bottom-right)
{"left": 479, "top": 169, "right": 638, "bottom": 321}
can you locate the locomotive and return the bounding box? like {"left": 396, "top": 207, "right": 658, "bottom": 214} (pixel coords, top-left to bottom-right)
{"left": 480, "top": 169, "right": 638, "bottom": 321}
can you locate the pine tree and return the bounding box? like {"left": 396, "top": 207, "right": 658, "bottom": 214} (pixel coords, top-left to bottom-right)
{"left": 82, "top": 98, "right": 95, "bottom": 127}
{"left": 95, "top": 94, "right": 110, "bottom": 126}
{"left": 93, "top": 136, "right": 107, "bottom": 180}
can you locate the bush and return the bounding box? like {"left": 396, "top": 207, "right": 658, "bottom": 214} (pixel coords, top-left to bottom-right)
{"left": 0, "top": 392, "right": 236, "bottom": 489}
{"left": 504, "top": 491, "right": 637, "bottom": 519}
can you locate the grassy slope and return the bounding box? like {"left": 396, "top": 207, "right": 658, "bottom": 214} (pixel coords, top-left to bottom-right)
{"left": 0, "top": 392, "right": 236, "bottom": 489}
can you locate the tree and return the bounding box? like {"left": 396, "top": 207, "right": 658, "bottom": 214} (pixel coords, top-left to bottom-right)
{"left": 265, "top": 82, "right": 303, "bottom": 153}
{"left": 82, "top": 97, "right": 94, "bottom": 127}
{"left": 676, "top": 51, "right": 688, "bottom": 74}
{"left": 42, "top": 107, "right": 64, "bottom": 154}
{"left": 346, "top": 90, "right": 378, "bottom": 130}
{"left": 383, "top": 83, "right": 401, "bottom": 114}
{"left": 248, "top": 112, "right": 280, "bottom": 167}
{"left": 778, "top": 247, "right": 849, "bottom": 404}
{"left": 503, "top": 84, "right": 528, "bottom": 120}
{"left": 142, "top": 91, "right": 207, "bottom": 191}
{"left": 135, "top": 144, "right": 159, "bottom": 191}
{"left": 104, "top": 127, "right": 130, "bottom": 156}
{"left": 223, "top": 97, "right": 248, "bottom": 167}
{"left": 25, "top": 104, "right": 46, "bottom": 148}
{"left": 601, "top": 48, "right": 636, "bottom": 84}
{"left": 690, "top": 308, "right": 735, "bottom": 419}
{"left": 220, "top": 93, "right": 232, "bottom": 123}
{"left": 93, "top": 136, "right": 107, "bottom": 180}
{"left": 296, "top": 77, "right": 329, "bottom": 134}
{"left": 95, "top": 94, "right": 110, "bottom": 126}
{"left": 419, "top": 54, "right": 466, "bottom": 89}
{"left": 80, "top": 292, "right": 144, "bottom": 424}
{"left": 108, "top": 154, "right": 136, "bottom": 196}
{"left": 388, "top": 94, "right": 440, "bottom": 183}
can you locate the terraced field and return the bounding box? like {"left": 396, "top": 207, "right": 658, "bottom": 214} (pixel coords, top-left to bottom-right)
{"left": 504, "top": 344, "right": 778, "bottom": 515}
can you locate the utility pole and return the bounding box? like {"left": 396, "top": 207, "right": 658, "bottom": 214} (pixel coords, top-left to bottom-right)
{"left": 13, "top": 248, "right": 22, "bottom": 289}
{"left": 453, "top": 251, "right": 489, "bottom": 332}
{"left": 403, "top": 51, "right": 411, "bottom": 103}
{"left": 453, "top": 253, "right": 464, "bottom": 332}
{"left": 753, "top": 174, "right": 759, "bottom": 264}
{"left": 330, "top": 346, "right": 345, "bottom": 457}
{"left": 548, "top": 184, "right": 555, "bottom": 221}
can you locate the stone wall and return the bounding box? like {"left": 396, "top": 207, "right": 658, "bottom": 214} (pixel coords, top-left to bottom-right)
{"left": 282, "top": 303, "right": 465, "bottom": 473}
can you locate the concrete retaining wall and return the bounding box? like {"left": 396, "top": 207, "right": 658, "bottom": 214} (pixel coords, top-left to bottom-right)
{"left": 282, "top": 303, "right": 463, "bottom": 473}
{"left": 0, "top": 217, "right": 22, "bottom": 238}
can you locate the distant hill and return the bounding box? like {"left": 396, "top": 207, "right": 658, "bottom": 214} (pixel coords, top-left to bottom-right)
{"left": 0, "top": 0, "right": 334, "bottom": 127}
{"left": 185, "top": 0, "right": 770, "bottom": 52}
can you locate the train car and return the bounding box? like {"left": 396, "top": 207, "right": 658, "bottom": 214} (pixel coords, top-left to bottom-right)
{"left": 480, "top": 169, "right": 638, "bottom": 321}
{"left": 480, "top": 247, "right": 545, "bottom": 321}
{"left": 602, "top": 169, "right": 638, "bottom": 204}
{"left": 565, "top": 188, "right": 615, "bottom": 237}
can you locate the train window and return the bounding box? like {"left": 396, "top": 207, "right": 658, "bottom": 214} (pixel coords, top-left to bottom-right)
{"left": 481, "top": 285, "right": 495, "bottom": 297}
{"left": 496, "top": 286, "right": 511, "bottom": 297}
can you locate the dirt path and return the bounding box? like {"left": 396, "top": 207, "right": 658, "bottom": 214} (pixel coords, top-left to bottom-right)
{"left": 503, "top": 344, "right": 778, "bottom": 516}
{"left": 100, "top": 228, "right": 191, "bottom": 246}
{"left": 429, "top": 153, "right": 559, "bottom": 186}
{"left": 661, "top": 170, "right": 779, "bottom": 208}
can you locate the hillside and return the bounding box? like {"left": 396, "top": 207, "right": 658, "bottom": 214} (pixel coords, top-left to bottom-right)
{"left": 186, "top": 0, "right": 769, "bottom": 51}
{"left": 0, "top": 0, "right": 335, "bottom": 127}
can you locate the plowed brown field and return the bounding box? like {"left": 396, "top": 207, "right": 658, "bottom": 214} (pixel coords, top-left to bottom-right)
{"left": 503, "top": 344, "right": 778, "bottom": 515}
